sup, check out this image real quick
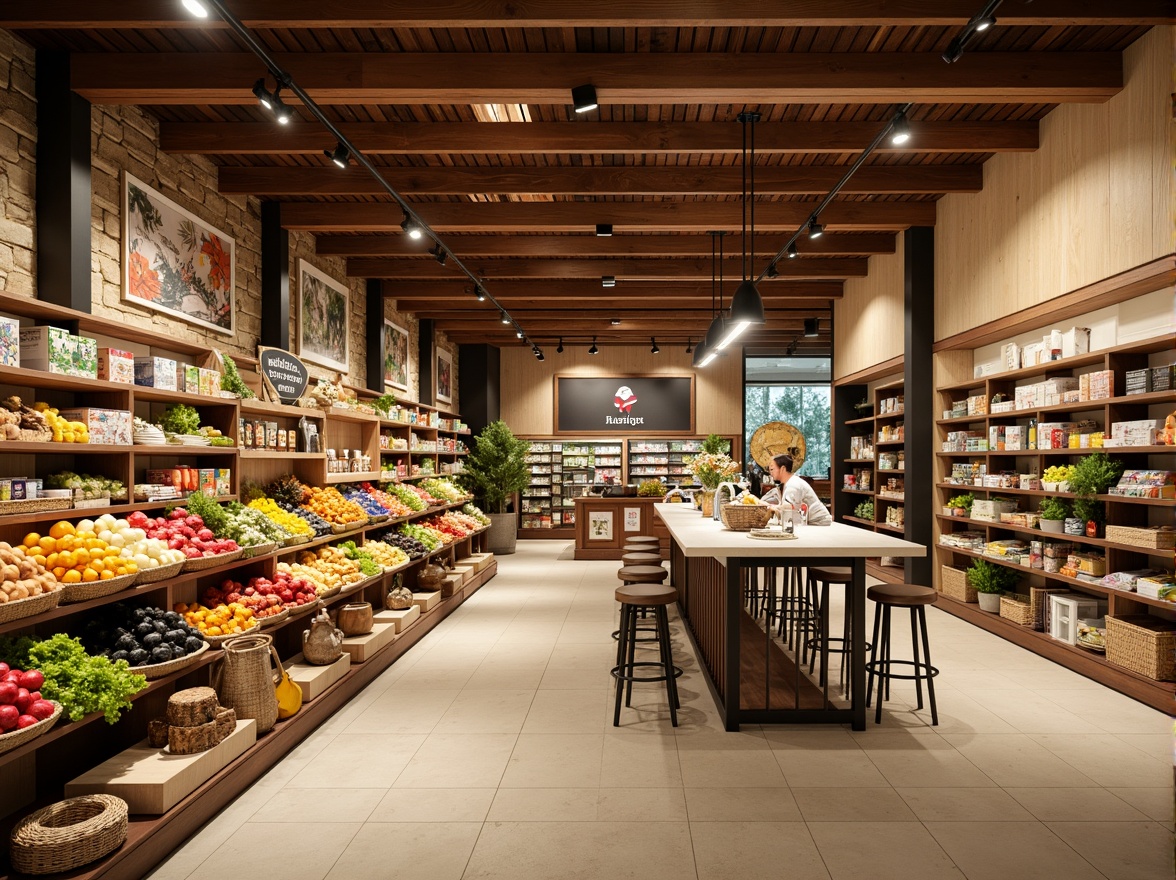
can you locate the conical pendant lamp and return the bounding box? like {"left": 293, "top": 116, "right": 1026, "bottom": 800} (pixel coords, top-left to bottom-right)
{"left": 722, "top": 111, "right": 765, "bottom": 347}
{"left": 694, "top": 231, "right": 726, "bottom": 368}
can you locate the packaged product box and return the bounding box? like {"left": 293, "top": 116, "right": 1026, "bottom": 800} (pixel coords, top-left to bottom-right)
{"left": 1001, "top": 342, "right": 1021, "bottom": 372}
{"left": 178, "top": 363, "right": 199, "bottom": 393}
{"left": 198, "top": 468, "right": 216, "bottom": 497}
{"left": 200, "top": 368, "right": 220, "bottom": 397}
{"left": 1110, "top": 419, "right": 1160, "bottom": 447}
{"left": 1022, "top": 341, "right": 1046, "bottom": 367}
{"left": 1004, "top": 425, "right": 1024, "bottom": 450}
{"left": 20, "top": 326, "right": 73, "bottom": 375}
{"left": 1060, "top": 327, "right": 1090, "bottom": 358}
{"left": 57, "top": 408, "right": 133, "bottom": 446}
{"left": 73, "top": 335, "right": 97, "bottom": 379}
{"left": 1086, "top": 369, "right": 1113, "bottom": 400}
{"left": 1150, "top": 364, "right": 1173, "bottom": 393}
{"left": 0, "top": 316, "right": 19, "bottom": 367}
{"left": 98, "top": 348, "right": 135, "bottom": 384}
{"left": 214, "top": 467, "right": 231, "bottom": 496}
{"left": 134, "top": 356, "right": 178, "bottom": 390}
{"left": 1124, "top": 369, "right": 1151, "bottom": 395}
{"left": 1135, "top": 574, "right": 1176, "bottom": 601}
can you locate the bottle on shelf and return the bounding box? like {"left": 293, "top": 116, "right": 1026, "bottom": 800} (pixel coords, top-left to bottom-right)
{"left": 1028, "top": 418, "right": 1037, "bottom": 450}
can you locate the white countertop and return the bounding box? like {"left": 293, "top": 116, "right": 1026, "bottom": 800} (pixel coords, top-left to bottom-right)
{"left": 654, "top": 503, "right": 926, "bottom": 560}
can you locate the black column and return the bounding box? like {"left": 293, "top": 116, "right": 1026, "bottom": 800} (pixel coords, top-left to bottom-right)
{"left": 35, "top": 50, "right": 91, "bottom": 313}
{"left": 418, "top": 319, "right": 435, "bottom": 406}
{"left": 458, "top": 344, "right": 500, "bottom": 434}
{"left": 365, "top": 279, "right": 384, "bottom": 392}
{"left": 904, "top": 226, "right": 934, "bottom": 586}
{"left": 260, "top": 201, "right": 290, "bottom": 349}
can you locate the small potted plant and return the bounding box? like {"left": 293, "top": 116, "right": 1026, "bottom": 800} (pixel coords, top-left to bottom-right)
{"left": 1068, "top": 452, "right": 1124, "bottom": 537}
{"left": 1041, "top": 464, "right": 1074, "bottom": 493}
{"left": 968, "top": 558, "right": 1019, "bottom": 613}
{"left": 947, "top": 493, "right": 974, "bottom": 517}
{"left": 1037, "top": 497, "right": 1070, "bottom": 533}
{"left": 636, "top": 478, "right": 668, "bottom": 498}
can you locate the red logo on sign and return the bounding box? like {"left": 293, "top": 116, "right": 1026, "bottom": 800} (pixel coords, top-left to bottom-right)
{"left": 614, "top": 385, "right": 637, "bottom": 413}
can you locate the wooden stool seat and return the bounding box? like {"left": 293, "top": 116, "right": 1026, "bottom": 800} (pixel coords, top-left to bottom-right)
{"left": 809, "top": 565, "right": 852, "bottom": 584}
{"left": 621, "top": 551, "right": 663, "bottom": 565}
{"left": 626, "top": 536, "right": 659, "bottom": 545}
{"left": 615, "top": 583, "right": 677, "bottom": 606}
{"left": 623, "top": 542, "right": 661, "bottom": 553}
{"left": 618, "top": 565, "right": 669, "bottom": 584}
{"left": 867, "top": 583, "right": 937, "bottom": 606}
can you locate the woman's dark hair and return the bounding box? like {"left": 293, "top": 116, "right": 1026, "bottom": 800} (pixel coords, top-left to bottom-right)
{"left": 772, "top": 453, "right": 794, "bottom": 473}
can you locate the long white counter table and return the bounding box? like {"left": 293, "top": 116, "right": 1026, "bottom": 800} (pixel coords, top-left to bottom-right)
{"left": 654, "top": 503, "right": 925, "bottom": 731}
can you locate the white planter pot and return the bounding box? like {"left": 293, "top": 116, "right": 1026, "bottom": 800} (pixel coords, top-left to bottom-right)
{"left": 977, "top": 592, "right": 1002, "bottom": 613}
{"left": 1040, "top": 518, "right": 1066, "bottom": 533}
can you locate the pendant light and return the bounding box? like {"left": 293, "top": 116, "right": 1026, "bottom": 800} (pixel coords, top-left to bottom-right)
{"left": 694, "top": 231, "right": 725, "bottom": 368}
{"left": 721, "top": 110, "right": 765, "bottom": 350}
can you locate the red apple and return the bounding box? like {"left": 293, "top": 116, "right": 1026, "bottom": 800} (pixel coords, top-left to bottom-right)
{"left": 16, "top": 714, "right": 39, "bottom": 729}
{"left": 0, "top": 704, "right": 18, "bottom": 731}
{"left": 0, "top": 681, "right": 17, "bottom": 705}
{"left": 27, "top": 700, "right": 54, "bottom": 721}
{"left": 19, "top": 670, "right": 44, "bottom": 692}
{"left": 0, "top": 662, "right": 8, "bottom": 676}
{"left": 13, "top": 688, "right": 31, "bottom": 714}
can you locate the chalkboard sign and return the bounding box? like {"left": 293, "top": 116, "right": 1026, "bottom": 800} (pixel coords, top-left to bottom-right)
{"left": 556, "top": 376, "right": 694, "bottom": 433}
{"left": 258, "top": 347, "right": 310, "bottom": 403}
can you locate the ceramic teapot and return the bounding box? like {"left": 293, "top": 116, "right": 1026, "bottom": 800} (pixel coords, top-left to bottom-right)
{"left": 384, "top": 573, "right": 414, "bottom": 611}
{"left": 416, "top": 557, "right": 452, "bottom": 591}
{"left": 302, "top": 609, "right": 344, "bottom": 665}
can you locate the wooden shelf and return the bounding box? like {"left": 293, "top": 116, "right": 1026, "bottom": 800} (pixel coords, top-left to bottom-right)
{"left": 132, "top": 445, "right": 237, "bottom": 456}
{"left": 840, "top": 488, "right": 875, "bottom": 496}
{"left": 0, "top": 441, "right": 131, "bottom": 454}
{"left": 844, "top": 415, "right": 874, "bottom": 425}
{"left": 239, "top": 450, "right": 320, "bottom": 459}
{"left": 934, "top": 482, "right": 1175, "bottom": 507}
{"left": 842, "top": 515, "right": 875, "bottom": 528}
{"left": 876, "top": 439, "right": 905, "bottom": 446}
{"left": 131, "top": 387, "right": 238, "bottom": 406}
{"left": 936, "top": 512, "right": 1174, "bottom": 557}
{"left": 324, "top": 470, "right": 384, "bottom": 484}
{"left": 877, "top": 522, "right": 905, "bottom": 534}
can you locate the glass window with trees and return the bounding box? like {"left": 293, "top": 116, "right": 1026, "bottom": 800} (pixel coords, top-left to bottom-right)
{"left": 745, "top": 357, "right": 832, "bottom": 480}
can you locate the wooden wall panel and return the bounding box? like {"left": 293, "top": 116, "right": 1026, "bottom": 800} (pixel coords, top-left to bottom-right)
{"left": 833, "top": 237, "right": 905, "bottom": 380}
{"left": 935, "top": 26, "right": 1173, "bottom": 341}
{"left": 500, "top": 344, "right": 742, "bottom": 436}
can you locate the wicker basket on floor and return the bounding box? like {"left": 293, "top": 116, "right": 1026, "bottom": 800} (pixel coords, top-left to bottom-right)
{"left": 9, "top": 795, "right": 128, "bottom": 875}
{"left": 1029, "top": 586, "right": 1069, "bottom": 632}
{"left": 1105, "top": 615, "right": 1176, "bottom": 681}
{"left": 939, "top": 565, "right": 976, "bottom": 603}
{"left": 999, "top": 593, "right": 1033, "bottom": 626}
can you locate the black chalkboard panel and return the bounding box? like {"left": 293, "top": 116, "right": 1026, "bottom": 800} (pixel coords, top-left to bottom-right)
{"left": 556, "top": 376, "right": 694, "bottom": 433}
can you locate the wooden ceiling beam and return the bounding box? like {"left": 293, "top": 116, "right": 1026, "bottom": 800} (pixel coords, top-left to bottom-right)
{"left": 218, "top": 164, "right": 981, "bottom": 197}
{"left": 9, "top": 1, "right": 1170, "bottom": 28}
{"left": 347, "top": 256, "right": 867, "bottom": 279}
{"left": 394, "top": 298, "right": 838, "bottom": 312}
{"left": 319, "top": 232, "right": 895, "bottom": 258}
{"left": 381, "top": 279, "right": 843, "bottom": 300}
{"left": 71, "top": 52, "right": 1122, "bottom": 105}
{"left": 280, "top": 200, "right": 935, "bottom": 232}
{"left": 415, "top": 311, "right": 818, "bottom": 323}
{"left": 161, "top": 120, "right": 1040, "bottom": 155}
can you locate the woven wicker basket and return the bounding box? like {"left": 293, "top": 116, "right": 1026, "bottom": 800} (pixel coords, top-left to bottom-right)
{"left": 0, "top": 497, "right": 71, "bottom": 516}
{"left": 1029, "top": 586, "right": 1069, "bottom": 632}
{"left": 132, "top": 558, "right": 185, "bottom": 585}
{"left": 284, "top": 533, "right": 312, "bottom": 547}
{"left": 331, "top": 522, "right": 362, "bottom": 534}
{"left": 137, "top": 640, "right": 210, "bottom": 681}
{"left": 0, "top": 588, "right": 61, "bottom": 625}
{"left": 1105, "top": 615, "right": 1176, "bottom": 681}
{"left": 720, "top": 503, "right": 773, "bottom": 531}
{"left": 59, "top": 571, "right": 138, "bottom": 605}
{"left": 181, "top": 547, "right": 244, "bottom": 572}
{"left": 999, "top": 593, "right": 1033, "bottom": 626}
{"left": 1105, "top": 525, "right": 1176, "bottom": 550}
{"left": 284, "top": 598, "right": 321, "bottom": 618}
{"left": 240, "top": 541, "right": 278, "bottom": 560}
{"left": 0, "top": 701, "right": 62, "bottom": 755}
{"left": 9, "top": 794, "right": 128, "bottom": 875}
{"left": 315, "top": 583, "right": 343, "bottom": 601}
{"left": 939, "top": 565, "right": 976, "bottom": 603}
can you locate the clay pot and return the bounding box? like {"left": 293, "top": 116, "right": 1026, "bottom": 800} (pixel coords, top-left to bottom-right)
{"left": 336, "top": 602, "right": 374, "bottom": 636}
{"left": 302, "top": 610, "right": 344, "bottom": 665}
{"left": 385, "top": 574, "right": 414, "bottom": 610}
{"left": 417, "top": 557, "right": 451, "bottom": 591}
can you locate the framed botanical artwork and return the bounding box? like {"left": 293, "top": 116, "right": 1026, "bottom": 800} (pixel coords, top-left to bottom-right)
{"left": 436, "top": 347, "right": 453, "bottom": 406}
{"left": 297, "top": 260, "right": 349, "bottom": 373}
{"left": 623, "top": 507, "right": 641, "bottom": 532}
{"left": 588, "top": 510, "right": 613, "bottom": 541}
{"left": 122, "top": 172, "right": 235, "bottom": 336}
{"left": 383, "top": 320, "right": 409, "bottom": 391}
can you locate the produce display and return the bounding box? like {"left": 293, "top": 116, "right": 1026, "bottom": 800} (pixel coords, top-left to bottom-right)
{"left": 199, "top": 576, "right": 307, "bottom": 619}
{"left": 336, "top": 540, "right": 383, "bottom": 576}
{"left": 0, "top": 662, "right": 54, "bottom": 732}
{"left": 462, "top": 503, "right": 490, "bottom": 525}
{"left": 1043, "top": 464, "right": 1077, "bottom": 485}
{"left": 303, "top": 486, "right": 367, "bottom": 526}
{"left": 0, "top": 541, "right": 58, "bottom": 603}
{"left": 0, "top": 632, "right": 148, "bottom": 723}
{"left": 175, "top": 601, "right": 258, "bottom": 638}
{"left": 278, "top": 501, "right": 332, "bottom": 536}
{"left": 386, "top": 482, "right": 427, "bottom": 512}
{"left": 358, "top": 483, "right": 414, "bottom": 517}
{"left": 130, "top": 508, "right": 240, "bottom": 560}
{"left": 406, "top": 483, "right": 445, "bottom": 507}
{"left": 44, "top": 471, "right": 128, "bottom": 501}
{"left": 419, "top": 478, "right": 467, "bottom": 503}
{"left": 421, "top": 511, "right": 480, "bottom": 542}
{"left": 225, "top": 502, "right": 291, "bottom": 545}
{"left": 241, "top": 497, "right": 307, "bottom": 538}
{"left": 23, "top": 521, "right": 139, "bottom": 585}
{"left": 1, "top": 396, "right": 50, "bottom": 440}
{"left": 399, "top": 521, "right": 444, "bottom": 552}
{"left": 82, "top": 604, "right": 206, "bottom": 670}
{"left": 354, "top": 539, "right": 410, "bottom": 570}
{"left": 266, "top": 474, "right": 308, "bottom": 507}
{"left": 32, "top": 403, "right": 89, "bottom": 443}
{"left": 342, "top": 489, "right": 389, "bottom": 518}
{"left": 280, "top": 546, "right": 364, "bottom": 595}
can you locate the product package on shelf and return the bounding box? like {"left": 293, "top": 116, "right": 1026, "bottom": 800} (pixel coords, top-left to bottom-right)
{"left": 1107, "top": 470, "right": 1174, "bottom": 499}
{"left": 134, "top": 356, "right": 178, "bottom": 391}
{"left": 20, "top": 327, "right": 97, "bottom": 378}
{"left": 57, "top": 408, "right": 132, "bottom": 446}
{"left": 1108, "top": 419, "right": 1161, "bottom": 447}
{"left": 98, "top": 348, "right": 134, "bottom": 383}
{"left": 0, "top": 316, "right": 17, "bottom": 367}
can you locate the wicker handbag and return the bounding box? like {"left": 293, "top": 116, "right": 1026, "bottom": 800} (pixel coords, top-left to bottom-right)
{"left": 213, "top": 633, "right": 280, "bottom": 734}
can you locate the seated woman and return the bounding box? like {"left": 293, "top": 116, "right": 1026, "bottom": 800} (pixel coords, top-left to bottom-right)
{"left": 761, "top": 453, "right": 833, "bottom": 525}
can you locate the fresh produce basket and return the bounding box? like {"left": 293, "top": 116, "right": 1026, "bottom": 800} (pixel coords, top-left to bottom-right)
{"left": 284, "top": 533, "right": 311, "bottom": 547}
{"left": 133, "top": 559, "right": 186, "bottom": 586}
{"left": 58, "top": 571, "right": 138, "bottom": 605}
{"left": 181, "top": 548, "right": 244, "bottom": 573}
{"left": 0, "top": 701, "right": 63, "bottom": 756}
{"left": 330, "top": 522, "right": 359, "bottom": 534}
{"left": 939, "top": 565, "right": 976, "bottom": 603}
{"left": 257, "top": 607, "right": 290, "bottom": 629}
{"left": 202, "top": 622, "right": 261, "bottom": 648}
{"left": 0, "top": 589, "right": 61, "bottom": 625}
{"left": 719, "top": 503, "right": 772, "bottom": 531}
{"left": 1105, "top": 615, "right": 1176, "bottom": 681}
{"left": 998, "top": 593, "right": 1033, "bottom": 626}
{"left": 314, "top": 584, "right": 342, "bottom": 601}
{"left": 0, "top": 498, "right": 71, "bottom": 516}
{"left": 368, "top": 513, "right": 390, "bottom": 524}
{"left": 240, "top": 541, "right": 278, "bottom": 560}
{"left": 339, "top": 575, "right": 370, "bottom": 595}
{"left": 9, "top": 794, "right": 128, "bottom": 875}
{"left": 284, "top": 598, "right": 321, "bottom": 618}
{"left": 137, "top": 640, "right": 210, "bottom": 681}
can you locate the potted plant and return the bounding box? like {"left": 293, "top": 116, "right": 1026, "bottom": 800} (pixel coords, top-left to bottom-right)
{"left": 1041, "top": 464, "right": 1074, "bottom": 493}
{"left": 968, "top": 558, "right": 1019, "bottom": 613}
{"left": 947, "top": 493, "right": 974, "bottom": 517}
{"left": 1068, "top": 452, "right": 1124, "bottom": 537}
{"left": 636, "top": 479, "right": 668, "bottom": 498}
{"left": 458, "top": 420, "right": 530, "bottom": 554}
{"left": 1037, "top": 497, "right": 1070, "bottom": 533}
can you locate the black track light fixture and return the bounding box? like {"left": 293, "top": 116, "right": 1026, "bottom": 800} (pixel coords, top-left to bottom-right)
{"left": 650, "top": 337, "right": 660, "bottom": 354}
{"left": 610, "top": 318, "right": 621, "bottom": 326}
{"left": 556, "top": 337, "right": 564, "bottom": 354}
{"left": 765, "top": 262, "right": 779, "bottom": 279}
{"left": 942, "top": 1, "right": 1002, "bottom": 64}
{"left": 515, "top": 328, "right": 524, "bottom": 339}
{"left": 473, "top": 285, "right": 486, "bottom": 302}
{"left": 536, "top": 350, "right": 545, "bottom": 361}
{"left": 269, "top": 85, "right": 292, "bottom": 124}
{"left": 973, "top": 12, "right": 996, "bottom": 31}
{"left": 595, "top": 223, "right": 612, "bottom": 237}
{"left": 942, "top": 37, "right": 966, "bottom": 64}
{"left": 685, "top": 339, "right": 693, "bottom": 354}
{"left": 251, "top": 78, "right": 274, "bottom": 110}
{"left": 588, "top": 337, "right": 599, "bottom": 355}
{"left": 787, "top": 242, "right": 798, "bottom": 259}
{"left": 807, "top": 218, "right": 824, "bottom": 239}
{"left": 324, "top": 142, "right": 350, "bottom": 168}
{"left": 890, "top": 112, "right": 911, "bottom": 146}
{"left": 804, "top": 317, "right": 820, "bottom": 337}
{"left": 572, "top": 84, "right": 598, "bottom": 114}
{"left": 400, "top": 213, "right": 423, "bottom": 241}
{"left": 602, "top": 276, "right": 616, "bottom": 288}
{"left": 182, "top": 0, "right": 210, "bottom": 17}
{"left": 430, "top": 244, "right": 448, "bottom": 266}
{"left": 724, "top": 110, "right": 766, "bottom": 341}
{"left": 500, "top": 312, "right": 511, "bottom": 325}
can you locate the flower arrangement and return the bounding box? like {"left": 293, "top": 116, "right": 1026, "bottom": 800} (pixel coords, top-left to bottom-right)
{"left": 687, "top": 451, "right": 740, "bottom": 490}
{"left": 636, "top": 479, "right": 668, "bottom": 498}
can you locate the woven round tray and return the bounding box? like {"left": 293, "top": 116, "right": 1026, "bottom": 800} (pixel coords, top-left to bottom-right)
{"left": 133, "top": 558, "right": 186, "bottom": 585}
{"left": 284, "top": 598, "right": 321, "bottom": 618}
{"left": 315, "top": 583, "right": 342, "bottom": 601}
{"left": 748, "top": 529, "right": 798, "bottom": 540}
{"left": 202, "top": 622, "right": 261, "bottom": 648}
{"left": 181, "top": 547, "right": 244, "bottom": 572}
{"left": 59, "top": 571, "right": 138, "bottom": 605}
{"left": 257, "top": 606, "right": 290, "bottom": 629}
{"left": 284, "top": 533, "right": 312, "bottom": 547}
{"left": 135, "top": 640, "right": 211, "bottom": 681}
{"left": 10, "top": 793, "right": 128, "bottom": 875}
{"left": 331, "top": 522, "right": 362, "bottom": 534}
{"left": 241, "top": 541, "right": 279, "bottom": 560}
{"left": 0, "top": 588, "right": 61, "bottom": 625}
{"left": 720, "top": 503, "right": 773, "bottom": 531}
{"left": 0, "top": 701, "right": 63, "bottom": 756}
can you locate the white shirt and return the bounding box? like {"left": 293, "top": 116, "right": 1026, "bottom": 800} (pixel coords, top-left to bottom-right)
{"left": 762, "top": 475, "right": 832, "bottom": 525}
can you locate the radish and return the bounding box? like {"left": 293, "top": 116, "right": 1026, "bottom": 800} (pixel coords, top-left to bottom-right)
{"left": 16, "top": 714, "right": 39, "bottom": 729}
{"left": 18, "top": 670, "right": 44, "bottom": 692}
{"left": 14, "top": 688, "right": 32, "bottom": 714}
{"left": 27, "top": 700, "right": 55, "bottom": 721}
{"left": 0, "top": 662, "right": 8, "bottom": 676}
{"left": 0, "top": 704, "right": 18, "bottom": 731}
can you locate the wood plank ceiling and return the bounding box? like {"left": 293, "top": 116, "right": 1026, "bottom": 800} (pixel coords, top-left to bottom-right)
{"left": 7, "top": 3, "right": 1166, "bottom": 355}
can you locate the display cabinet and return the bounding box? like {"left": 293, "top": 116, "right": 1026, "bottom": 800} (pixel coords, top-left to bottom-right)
{"left": 626, "top": 438, "right": 705, "bottom": 484}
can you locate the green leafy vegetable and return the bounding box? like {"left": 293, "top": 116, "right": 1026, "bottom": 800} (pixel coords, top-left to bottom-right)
{"left": 220, "top": 354, "right": 255, "bottom": 399}
{"left": 159, "top": 403, "right": 202, "bottom": 436}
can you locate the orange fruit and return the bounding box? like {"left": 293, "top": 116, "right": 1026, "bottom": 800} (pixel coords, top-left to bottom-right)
{"left": 32, "top": 554, "right": 46, "bottom": 567}
{"left": 99, "top": 570, "right": 113, "bottom": 580}
{"left": 38, "top": 536, "right": 55, "bottom": 553}
{"left": 82, "top": 569, "right": 98, "bottom": 582}
{"left": 48, "top": 521, "right": 74, "bottom": 540}
{"left": 62, "top": 569, "right": 81, "bottom": 584}
{"left": 22, "top": 533, "right": 40, "bottom": 549}
{"left": 52, "top": 566, "right": 66, "bottom": 579}
{"left": 85, "top": 538, "right": 104, "bottom": 550}
{"left": 74, "top": 549, "right": 91, "bottom": 566}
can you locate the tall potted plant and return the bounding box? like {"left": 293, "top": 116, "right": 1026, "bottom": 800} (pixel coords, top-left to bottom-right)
{"left": 1068, "top": 452, "right": 1123, "bottom": 537}
{"left": 459, "top": 420, "right": 530, "bottom": 554}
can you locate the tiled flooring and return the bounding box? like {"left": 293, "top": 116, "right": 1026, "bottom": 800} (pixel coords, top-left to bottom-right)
{"left": 150, "top": 542, "right": 1174, "bottom": 880}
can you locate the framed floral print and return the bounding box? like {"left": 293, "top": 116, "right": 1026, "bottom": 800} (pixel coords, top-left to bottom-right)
{"left": 436, "top": 347, "right": 453, "bottom": 406}
{"left": 383, "top": 319, "right": 409, "bottom": 391}
{"left": 123, "top": 172, "right": 235, "bottom": 335}
{"left": 297, "top": 259, "right": 350, "bottom": 373}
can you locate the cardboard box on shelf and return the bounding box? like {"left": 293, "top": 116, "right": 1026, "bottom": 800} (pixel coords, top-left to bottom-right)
{"left": 1061, "top": 327, "right": 1090, "bottom": 358}
{"left": 98, "top": 348, "right": 135, "bottom": 383}
{"left": 0, "top": 316, "right": 19, "bottom": 367}
{"left": 57, "top": 408, "right": 133, "bottom": 446}
{"left": 200, "top": 367, "right": 220, "bottom": 397}
{"left": 20, "top": 326, "right": 75, "bottom": 376}
{"left": 135, "top": 356, "right": 178, "bottom": 390}
{"left": 179, "top": 363, "right": 200, "bottom": 393}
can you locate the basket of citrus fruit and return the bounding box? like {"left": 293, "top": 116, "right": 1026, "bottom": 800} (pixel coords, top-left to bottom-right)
{"left": 23, "top": 522, "right": 139, "bottom": 604}
{"left": 174, "top": 601, "right": 260, "bottom": 647}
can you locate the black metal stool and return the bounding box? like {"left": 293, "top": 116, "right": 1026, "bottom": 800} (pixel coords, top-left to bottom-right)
{"left": 612, "top": 564, "right": 668, "bottom": 641}
{"left": 804, "top": 566, "right": 861, "bottom": 690}
{"left": 764, "top": 566, "right": 819, "bottom": 663}
{"left": 612, "top": 583, "right": 681, "bottom": 727}
{"left": 866, "top": 583, "right": 939, "bottom": 725}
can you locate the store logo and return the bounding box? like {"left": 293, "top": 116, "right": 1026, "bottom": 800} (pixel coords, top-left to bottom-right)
{"left": 607, "top": 385, "right": 644, "bottom": 425}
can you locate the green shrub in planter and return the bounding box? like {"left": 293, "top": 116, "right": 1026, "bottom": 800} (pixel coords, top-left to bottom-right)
{"left": 1038, "top": 497, "right": 1070, "bottom": 521}
{"left": 1068, "top": 452, "right": 1124, "bottom": 525}
{"left": 967, "top": 558, "right": 1019, "bottom": 594}
{"left": 947, "top": 493, "right": 974, "bottom": 514}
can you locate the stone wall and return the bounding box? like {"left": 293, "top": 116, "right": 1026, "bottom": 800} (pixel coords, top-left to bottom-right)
{"left": 0, "top": 30, "right": 35, "bottom": 296}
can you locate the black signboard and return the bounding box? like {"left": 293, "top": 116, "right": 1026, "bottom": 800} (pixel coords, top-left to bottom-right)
{"left": 556, "top": 376, "right": 694, "bottom": 433}
{"left": 258, "top": 347, "right": 310, "bottom": 403}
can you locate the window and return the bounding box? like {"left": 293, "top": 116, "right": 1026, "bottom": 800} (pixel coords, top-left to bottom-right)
{"left": 745, "top": 357, "right": 831, "bottom": 480}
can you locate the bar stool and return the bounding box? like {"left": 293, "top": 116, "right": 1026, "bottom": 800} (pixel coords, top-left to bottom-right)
{"left": 865, "top": 583, "right": 939, "bottom": 726}
{"left": 613, "top": 583, "right": 681, "bottom": 727}
{"left": 623, "top": 542, "right": 662, "bottom": 556}
{"left": 626, "top": 535, "right": 660, "bottom": 547}
{"left": 621, "top": 551, "right": 663, "bottom": 566}
{"left": 804, "top": 566, "right": 858, "bottom": 690}
{"left": 765, "top": 566, "right": 819, "bottom": 662}
{"left": 612, "top": 564, "right": 669, "bottom": 641}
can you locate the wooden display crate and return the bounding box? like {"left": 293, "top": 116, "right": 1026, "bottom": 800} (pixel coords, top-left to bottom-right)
{"left": 440, "top": 573, "right": 462, "bottom": 597}
{"left": 285, "top": 651, "right": 351, "bottom": 700}
{"left": 373, "top": 604, "right": 420, "bottom": 632}
{"left": 413, "top": 591, "right": 440, "bottom": 612}
{"left": 341, "top": 623, "right": 397, "bottom": 662}
{"left": 457, "top": 552, "right": 494, "bottom": 572}
{"left": 449, "top": 564, "right": 475, "bottom": 584}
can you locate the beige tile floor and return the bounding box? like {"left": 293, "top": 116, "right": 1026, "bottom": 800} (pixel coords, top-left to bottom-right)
{"left": 150, "top": 541, "right": 1175, "bottom": 880}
